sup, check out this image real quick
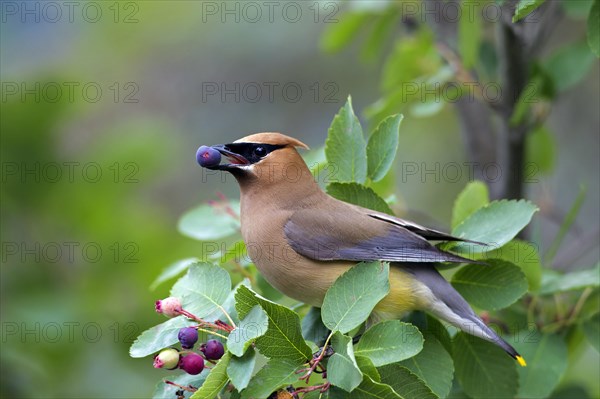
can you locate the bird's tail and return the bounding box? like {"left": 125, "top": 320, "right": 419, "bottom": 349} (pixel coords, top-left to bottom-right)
{"left": 404, "top": 263, "right": 526, "bottom": 367}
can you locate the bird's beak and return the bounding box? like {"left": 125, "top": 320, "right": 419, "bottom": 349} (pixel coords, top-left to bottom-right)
{"left": 206, "top": 144, "right": 250, "bottom": 171}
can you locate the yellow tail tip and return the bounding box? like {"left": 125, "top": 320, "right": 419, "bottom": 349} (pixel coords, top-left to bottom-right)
{"left": 516, "top": 355, "right": 527, "bottom": 367}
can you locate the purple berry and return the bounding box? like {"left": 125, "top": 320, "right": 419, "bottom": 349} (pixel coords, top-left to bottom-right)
{"left": 155, "top": 297, "right": 182, "bottom": 318}
{"left": 153, "top": 348, "right": 180, "bottom": 370}
{"left": 196, "top": 146, "right": 221, "bottom": 167}
{"left": 179, "top": 353, "right": 205, "bottom": 375}
{"left": 201, "top": 339, "right": 225, "bottom": 360}
{"left": 178, "top": 327, "right": 199, "bottom": 349}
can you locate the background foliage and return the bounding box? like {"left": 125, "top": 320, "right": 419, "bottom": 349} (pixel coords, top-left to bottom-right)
{"left": 1, "top": 1, "right": 599, "bottom": 398}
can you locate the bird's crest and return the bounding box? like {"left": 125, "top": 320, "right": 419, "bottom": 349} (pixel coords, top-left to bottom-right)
{"left": 234, "top": 132, "right": 309, "bottom": 150}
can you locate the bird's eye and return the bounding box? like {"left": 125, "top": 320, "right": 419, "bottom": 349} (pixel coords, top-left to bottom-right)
{"left": 254, "top": 146, "right": 267, "bottom": 157}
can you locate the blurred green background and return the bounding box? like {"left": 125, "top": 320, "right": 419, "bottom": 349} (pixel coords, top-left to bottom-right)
{"left": 1, "top": 1, "right": 598, "bottom": 398}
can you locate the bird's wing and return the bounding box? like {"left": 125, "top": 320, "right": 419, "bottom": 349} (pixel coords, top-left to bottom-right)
{"left": 366, "top": 210, "right": 485, "bottom": 244}
{"left": 284, "top": 208, "right": 476, "bottom": 264}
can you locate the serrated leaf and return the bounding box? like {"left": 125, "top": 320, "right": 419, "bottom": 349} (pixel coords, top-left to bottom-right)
{"left": 356, "top": 355, "right": 380, "bottom": 382}
{"left": 588, "top": 0, "right": 600, "bottom": 56}
{"left": 227, "top": 305, "right": 268, "bottom": 356}
{"left": 325, "top": 97, "right": 367, "bottom": 183}
{"left": 513, "top": 0, "right": 546, "bottom": 22}
{"left": 400, "top": 334, "right": 454, "bottom": 399}
{"left": 235, "top": 285, "right": 312, "bottom": 363}
{"left": 367, "top": 114, "right": 403, "bottom": 182}
{"left": 227, "top": 347, "right": 257, "bottom": 391}
{"left": 328, "top": 331, "right": 363, "bottom": 392}
{"left": 451, "top": 259, "right": 528, "bottom": 310}
{"left": 178, "top": 200, "right": 240, "bottom": 241}
{"left": 355, "top": 321, "right": 423, "bottom": 366}
{"left": 302, "top": 307, "right": 329, "bottom": 345}
{"left": 222, "top": 279, "right": 252, "bottom": 325}
{"left": 320, "top": 12, "right": 371, "bottom": 53}
{"left": 129, "top": 316, "right": 194, "bottom": 358}
{"left": 153, "top": 371, "right": 208, "bottom": 399}
{"left": 543, "top": 42, "right": 596, "bottom": 92}
{"left": 327, "top": 182, "right": 393, "bottom": 214}
{"left": 459, "top": 0, "right": 482, "bottom": 68}
{"left": 378, "top": 364, "right": 438, "bottom": 399}
{"left": 451, "top": 199, "right": 538, "bottom": 253}
{"left": 513, "top": 332, "right": 568, "bottom": 398}
{"left": 539, "top": 263, "right": 600, "bottom": 295}
{"left": 321, "top": 261, "right": 390, "bottom": 333}
{"left": 191, "top": 352, "right": 231, "bottom": 399}
{"left": 483, "top": 239, "right": 542, "bottom": 292}
{"left": 240, "top": 358, "right": 302, "bottom": 399}
{"left": 171, "top": 262, "right": 231, "bottom": 321}
{"left": 583, "top": 313, "right": 600, "bottom": 352}
{"left": 150, "top": 258, "right": 199, "bottom": 290}
{"left": 451, "top": 181, "right": 490, "bottom": 229}
{"left": 452, "top": 333, "right": 518, "bottom": 399}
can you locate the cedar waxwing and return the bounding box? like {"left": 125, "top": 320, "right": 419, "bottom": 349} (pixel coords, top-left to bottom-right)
{"left": 199, "top": 132, "right": 525, "bottom": 366}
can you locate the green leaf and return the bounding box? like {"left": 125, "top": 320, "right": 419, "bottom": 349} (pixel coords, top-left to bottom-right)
{"left": 321, "top": 261, "right": 390, "bottom": 333}
{"left": 351, "top": 376, "right": 402, "bottom": 399}
{"left": 327, "top": 182, "right": 393, "bottom": 214}
{"left": 400, "top": 333, "right": 454, "bottom": 399}
{"left": 378, "top": 364, "right": 438, "bottom": 399}
{"left": 451, "top": 181, "right": 490, "bottom": 229}
{"left": 153, "top": 371, "right": 208, "bottom": 399}
{"left": 355, "top": 355, "right": 380, "bottom": 382}
{"left": 543, "top": 42, "right": 596, "bottom": 92}
{"left": 366, "top": 114, "right": 403, "bottom": 182}
{"left": 129, "top": 316, "right": 194, "bottom": 358}
{"left": 325, "top": 96, "right": 367, "bottom": 183}
{"left": 459, "top": 0, "right": 482, "bottom": 68}
{"left": 240, "top": 358, "right": 302, "bottom": 399}
{"left": 355, "top": 321, "right": 423, "bottom": 366}
{"left": 302, "top": 307, "right": 329, "bottom": 345}
{"left": 452, "top": 333, "right": 518, "bottom": 399}
{"left": 526, "top": 126, "right": 556, "bottom": 174}
{"left": 545, "top": 185, "right": 587, "bottom": 265}
{"left": 451, "top": 259, "right": 528, "bottom": 310}
{"left": 451, "top": 199, "right": 538, "bottom": 253}
{"left": 582, "top": 313, "right": 600, "bottom": 352}
{"left": 178, "top": 200, "right": 240, "bottom": 241}
{"left": 539, "top": 263, "right": 600, "bottom": 295}
{"left": 171, "top": 262, "right": 231, "bottom": 321}
{"left": 328, "top": 331, "right": 364, "bottom": 392}
{"left": 360, "top": 10, "right": 399, "bottom": 62}
{"left": 513, "top": 0, "right": 546, "bottom": 22}
{"left": 483, "top": 239, "right": 542, "bottom": 292}
{"left": 191, "top": 352, "right": 231, "bottom": 399}
{"left": 227, "top": 348, "right": 257, "bottom": 391}
{"left": 320, "top": 12, "right": 371, "bottom": 53}
{"left": 235, "top": 285, "right": 312, "bottom": 363}
{"left": 328, "top": 375, "right": 402, "bottom": 399}
{"left": 227, "top": 305, "right": 268, "bottom": 356}
{"left": 588, "top": 0, "right": 600, "bottom": 56}
{"left": 513, "top": 333, "right": 568, "bottom": 398}
{"left": 150, "top": 257, "right": 199, "bottom": 290}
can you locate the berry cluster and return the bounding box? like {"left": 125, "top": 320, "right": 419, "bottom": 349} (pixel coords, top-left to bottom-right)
{"left": 153, "top": 297, "right": 226, "bottom": 376}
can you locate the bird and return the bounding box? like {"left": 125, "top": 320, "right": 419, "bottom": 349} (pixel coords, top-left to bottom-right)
{"left": 199, "top": 132, "right": 526, "bottom": 366}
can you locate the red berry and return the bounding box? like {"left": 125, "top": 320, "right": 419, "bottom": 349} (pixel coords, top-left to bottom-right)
{"left": 179, "top": 353, "right": 205, "bottom": 375}
{"left": 201, "top": 339, "right": 225, "bottom": 360}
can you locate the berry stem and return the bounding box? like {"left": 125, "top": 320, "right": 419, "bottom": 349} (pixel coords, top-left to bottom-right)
{"left": 165, "top": 380, "right": 197, "bottom": 393}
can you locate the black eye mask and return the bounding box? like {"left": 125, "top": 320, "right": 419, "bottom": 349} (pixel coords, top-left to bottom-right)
{"left": 222, "top": 143, "right": 285, "bottom": 164}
